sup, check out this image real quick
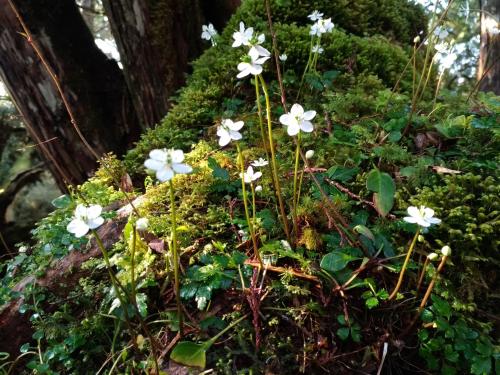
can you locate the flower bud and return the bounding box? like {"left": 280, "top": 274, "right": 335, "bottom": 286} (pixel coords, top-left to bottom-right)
{"left": 255, "top": 185, "right": 263, "bottom": 192}
{"left": 441, "top": 246, "right": 451, "bottom": 257}
{"left": 427, "top": 252, "right": 438, "bottom": 261}
{"left": 418, "top": 235, "right": 425, "bottom": 242}
{"left": 305, "top": 150, "right": 315, "bottom": 159}
{"left": 413, "top": 35, "right": 421, "bottom": 44}
{"left": 136, "top": 218, "right": 149, "bottom": 231}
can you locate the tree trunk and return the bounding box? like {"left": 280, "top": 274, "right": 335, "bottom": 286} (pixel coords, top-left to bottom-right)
{"left": 478, "top": 0, "right": 500, "bottom": 94}
{"left": 102, "top": 0, "right": 240, "bottom": 128}
{"left": 0, "top": 0, "right": 142, "bottom": 189}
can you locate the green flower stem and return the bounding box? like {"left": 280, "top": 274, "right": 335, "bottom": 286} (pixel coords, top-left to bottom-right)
{"left": 251, "top": 183, "right": 257, "bottom": 227}
{"left": 258, "top": 75, "right": 292, "bottom": 244}
{"left": 92, "top": 229, "right": 160, "bottom": 374}
{"left": 388, "top": 228, "right": 420, "bottom": 300}
{"left": 204, "top": 314, "right": 249, "bottom": 349}
{"left": 292, "top": 133, "right": 302, "bottom": 239}
{"left": 297, "top": 37, "right": 315, "bottom": 100}
{"left": 130, "top": 225, "right": 137, "bottom": 302}
{"left": 169, "top": 180, "right": 183, "bottom": 335}
{"left": 416, "top": 256, "right": 431, "bottom": 293}
{"left": 237, "top": 144, "right": 262, "bottom": 267}
{"left": 254, "top": 78, "right": 271, "bottom": 161}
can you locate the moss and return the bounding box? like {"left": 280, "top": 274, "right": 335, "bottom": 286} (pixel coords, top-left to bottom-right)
{"left": 125, "top": 0, "right": 422, "bottom": 172}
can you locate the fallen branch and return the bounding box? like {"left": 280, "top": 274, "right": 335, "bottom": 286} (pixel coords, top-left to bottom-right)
{"left": 245, "top": 259, "right": 320, "bottom": 283}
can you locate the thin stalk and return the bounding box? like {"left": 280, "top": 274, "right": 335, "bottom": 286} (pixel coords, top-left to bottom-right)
{"left": 130, "top": 226, "right": 137, "bottom": 303}
{"left": 237, "top": 144, "right": 262, "bottom": 266}
{"left": 416, "top": 256, "right": 431, "bottom": 293}
{"left": 258, "top": 75, "right": 292, "bottom": 244}
{"left": 254, "top": 78, "right": 270, "bottom": 159}
{"left": 388, "top": 229, "right": 420, "bottom": 300}
{"left": 296, "top": 37, "right": 315, "bottom": 100}
{"left": 292, "top": 133, "right": 302, "bottom": 239}
{"left": 251, "top": 183, "right": 257, "bottom": 227}
{"left": 417, "top": 255, "right": 448, "bottom": 312}
{"left": 169, "top": 180, "right": 183, "bottom": 335}
{"left": 204, "top": 314, "right": 249, "bottom": 348}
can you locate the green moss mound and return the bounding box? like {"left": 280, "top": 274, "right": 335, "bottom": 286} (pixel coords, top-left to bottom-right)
{"left": 125, "top": 0, "right": 425, "bottom": 172}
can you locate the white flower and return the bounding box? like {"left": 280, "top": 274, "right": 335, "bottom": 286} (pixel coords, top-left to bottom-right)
{"left": 18, "top": 246, "right": 28, "bottom": 253}
{"left": 305, "top": 150, "right": 315, "bottom": 159}
{"left": 440, "top": 245, "right": 451, "bottom": 257}
{"left": 136, "top": 218, "right": 149, "bottom": 231}
{"left": 201, "top": 23, "right": 217, "bottom": 45}
{"left": 279, "top": 53, "right": 287, "bottom": 62}
{"left": 280, "top": 240, "right": 292, "bottom": 251}
{"left": 251, "top": 158, "right": 268, "bottom": 167}
{"left": 217, "top": 119, "right": 244, "bottom": 147}
{"left": 308, "top": 10, "right": 324, "bottom": 21}
{"left": 310, "top": 18, "right": 334, "bottom": 36}
{"left": 144, "top": 149, "right": 192, "bottom": 182}
{"left": 240, "top": 166, "right": 262, "bottom": 184}
{"left": 311, "top": 44, "right": 324, "bottom": 54}
{"left": 248, "top": 33, "right": 270, "bottom": 58}
{"left": 236, "top": 48, "right": 270, "bottom": 78}
{"left": 232, "top": 22, "right": 253, "bottom": 47}
{"left": 403, "top": 206, "right": 441, "bottom": 228}
{"left": 255, "top": 185, "right": 263, "bottom": 192}
{"left": 67, "top": 204, "right": 105, "bottom": 238}
{"left": 427, "top": 252, "right": 438, "bottom": 261}
{"left": 279, "top": 103, "right": 316, "bottom": 136}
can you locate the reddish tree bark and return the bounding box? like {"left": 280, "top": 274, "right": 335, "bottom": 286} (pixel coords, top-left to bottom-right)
{"left": 478, "top": 0, "right": 500, "bottom": 94}
{"left": 0, "top": 0, "right": 142, "bottom": 189}
{"left": 102, "top": 0, "right": 241, "bottom": 128}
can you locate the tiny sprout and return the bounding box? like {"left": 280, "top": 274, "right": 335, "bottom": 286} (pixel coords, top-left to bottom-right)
{"left": 305, "top": 149, "right": 315, "bottom": 159}
{"left": 427, "top": 252, "right": 438, "bottom": 261}
{"left": 136, "top": 218, "right": 149, "bottom": 231}
{"left": 441, "top": 246, "right": 451, "bottom": 257}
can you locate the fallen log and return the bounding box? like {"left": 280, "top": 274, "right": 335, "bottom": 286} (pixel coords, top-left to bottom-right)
{"left": 0, "top": 196, "right": 144, "bottom": 358}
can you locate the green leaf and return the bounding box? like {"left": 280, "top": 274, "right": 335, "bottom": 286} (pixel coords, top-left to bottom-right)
{"left": 208, "top": 157, "right": 229, "bottom": 181}
{"left": 170, "top": 341, "right": 207, "bottom": 369}
{"left": 353, "top": 225, "right": 375, "bottom": 241}
{"left": 336, "top": 327, "right": 350, "bottom": 341}
{"left": 320, "top": 251, "right": 359, "bottom": 272}
{"left": 351, "top": 325, "right": 362, "bottom": 343}
{"left": 366, "top": 169, "right": 395, "bottom": 217}
{"left": 471, "top": 356, "right": 491, "bottom": 375}
{"left": 365, "top": 297, "right": 379, "bottom": 309}
{"left": 326, "top": 166, "right": 359, "bottom": 182}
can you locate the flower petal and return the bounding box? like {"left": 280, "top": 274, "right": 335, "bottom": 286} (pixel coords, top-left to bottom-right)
{"left": 67, "top": 219, "right": 89, "bottom": 237}
{"left": 403, "top": 216, "right": 418, "bottom": 224}
{"left": 171, "top": 149, "right": 184, "bottom": 163}
{"left": 144, "top": 158, "right": 164, "bottom": 171}
{"left": 86, "top": 205, "right": 102, "bottom": 219}
{"left": 290, "top": 103, "right": 304, "bottom": 117}
{"left": 172, "top": 163, "right": 192, "bottom": 175}
{"left": 229, "top": 130, "right": 242, "bottom": 140}
{"left": 218, "top": 132, "right": 231, "bottom": 146}
{"left": 303, "top": 110, "right": 316, "bottom": 121}
{"left": 300, "top": 120, "right": 314, "bottom": 133}
{"left": 228, "top": 120, "right": 244, "bottom": 131}
{"left": 75, "top": 204, "right": 87, "bottom": 219}
{"left": 407, "top": 206, "right": 420, "bottom": 218}
{"left": 422, "top": 207, "right": 435, "bottom": 218}
{"left": 279, "top": 113, "right": 293, "bottom": 126}
{"left": 88, "top": 216, "right": 104, "bottom": 230}
{"left": 149, "top": 149, "right": 167, "bottom": 162}
{"left": 287, "top": 123, "right": 300, "bottom": 136}
{"left": 156, "top": 167, "right": 174, "bottom": 182}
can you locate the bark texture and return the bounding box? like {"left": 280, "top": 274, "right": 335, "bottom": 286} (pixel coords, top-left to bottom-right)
{"left": 478, "top": 0, "right": 500, "bottom": 94}
{"left": 0, "top": 0, "right": 141, "bottom": 189}
{"left": 102, "top": 0, "right": 240, "bottom": 128}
